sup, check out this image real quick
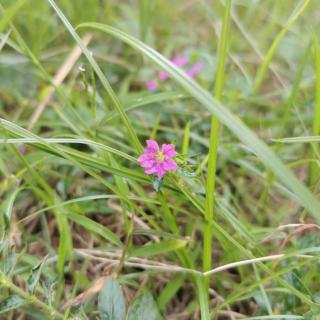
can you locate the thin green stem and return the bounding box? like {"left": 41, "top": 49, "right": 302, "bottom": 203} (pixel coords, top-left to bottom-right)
{"left": 202, "top": 0, "right": 231, "bottom": 318}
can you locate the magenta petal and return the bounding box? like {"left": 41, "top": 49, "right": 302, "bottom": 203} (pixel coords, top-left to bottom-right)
{"left": 146, "top": 140, "right": 159, "bottom": 153}
{"left": 146, "top": 80, "right": 158, "bottom": 91}
{"left": 138, "top": 153, "right": 150, "bottom": 163}
{"left": 145, "top": 167, "right": 157, "bottom": 175}
{"left": 159, "top": 71, "right": 169, "bottom": 81}
{"left": 187, "top": 62, "right": 203, "bottom": 78}
{"left": 19, "top": 146, "right": 26, "bottom": 155}
{"left": 140, "top": 160, "right": 156, "bottom": 168}
{"left": 171, "top": 55, "right": 189, "bottom": 67}
{"left": 162, "top": 159, "right": 177, "bottom": 171}
{"left": 161, "top": 144, "right": 176, "bottom": 157}
{"left": 155, "top": 164, "right": 166, "bottom": 177}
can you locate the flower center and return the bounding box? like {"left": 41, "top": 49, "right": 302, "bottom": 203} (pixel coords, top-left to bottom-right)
{"left": 156, "top": 151, "right": 165, "bottom": 162}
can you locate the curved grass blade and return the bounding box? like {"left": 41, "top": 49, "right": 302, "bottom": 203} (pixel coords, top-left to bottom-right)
{"left": 254, "top": 0, "right": 311, "bottom": 92}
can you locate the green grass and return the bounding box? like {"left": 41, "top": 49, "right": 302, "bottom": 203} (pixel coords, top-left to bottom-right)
{"left": 1, "top": 0, "right": 320, "bottom": 319}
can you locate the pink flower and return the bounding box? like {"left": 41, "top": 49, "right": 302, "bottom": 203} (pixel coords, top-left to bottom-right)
{"left": 138, "top": 140, "right": 178, "bottom": 178}
{"left": 187, "top": 62, "right": 203, "bottom": 78}
{"left": 146, "top": 54, "right": 202, "bottom": 91}
{"left": 146, "top": 80, "right": 158, "bottom": 91}
{"left": 171, "top": 55, "right": 189, "bottom": 67}
{"left": 157, "top": 55, "right": 189, "bottom": 82}
{"left": 19, "top": 146, "right": 26, "bottom": 155}
{"left": 158, "top": 71, "right": 169, "bottom": 81}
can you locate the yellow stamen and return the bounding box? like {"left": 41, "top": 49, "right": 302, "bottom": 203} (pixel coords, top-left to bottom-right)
{"left": 156, "top": 151, "right": 165, "bottom": 161}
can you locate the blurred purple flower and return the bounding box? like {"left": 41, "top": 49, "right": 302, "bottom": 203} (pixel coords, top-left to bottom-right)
{"left": 146, "top": 80, "right": 158, "bottom": 91}
{"left": 19, "top": 146, "right": 26, "bottom": 155}
{"left": 187, "top": 62, "right": 203, "bottom": 78}
{"left": 146, "top": 54, "right": 202, "bottom": 91}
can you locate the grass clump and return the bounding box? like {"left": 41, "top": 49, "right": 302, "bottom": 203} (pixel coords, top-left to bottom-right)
{"left": 1, "top": 0, "right": 320, "bottom": 319}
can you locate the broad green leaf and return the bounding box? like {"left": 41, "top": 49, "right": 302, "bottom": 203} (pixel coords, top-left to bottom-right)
{"left": 131, "top": 239, "right": 188, "bottom": 257}
{"left": 98, "top": 278, "right": 126, "bottom": 320}
{"left": 128, "top": 292, "right": 160, "bottom": 320}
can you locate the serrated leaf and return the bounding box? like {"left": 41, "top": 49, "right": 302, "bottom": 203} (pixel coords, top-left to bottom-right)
{"left": 27, "top": 255, "right": 48, "bottom": 294}
{"left": 128, "top": 292, "right": 160, "bottom": 320}
{"left": 0, "top": 295, "right": 26, "bottom": 314}
{"left": 98, "top": 278, "right": 125, "bottom": 320}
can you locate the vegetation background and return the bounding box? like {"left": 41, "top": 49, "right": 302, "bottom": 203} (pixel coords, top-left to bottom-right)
{"left": 1, "top": 0, "right": 320, "bottom": 319}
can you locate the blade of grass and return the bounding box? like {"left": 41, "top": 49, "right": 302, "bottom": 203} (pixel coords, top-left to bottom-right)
{"left": 275, "top": 136, "right": 320, "bottom": 143}
{"left": 310, "top": 34, "right": 320, "bottom": 185}
{"left": 0, "top": 0, "right": 26, "bottom": 34}
{"left": 254, "top": 0, "right": 311, "bottom": 93}
{"left": 0, "top": 30, "right": 10, "bottom": 52}
{"left": 181, "top": 121, "right": 190, "bottom": 156}
{"left": 66, "top": 212, "right": 122, "bottom": 247}
{"left": 203, "top": 0, "right": 231, "bottom": 279}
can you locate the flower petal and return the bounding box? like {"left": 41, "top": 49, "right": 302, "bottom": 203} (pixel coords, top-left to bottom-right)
{"left": 146, "top": 140, "right": 159, "bottom": 153}
{"left": 146, "top": 80, "right": 158, "bottom": 91}
{"left": 162, "top": 159, "right": 177, "bottom": 171}
{"left": 158, "top": 71, "right": 168, "bottom": 81}
{"left": 140, "top": 160, "right": 156, "bottom": 168}
{"left": 155, "top": 164, "right": 166, "bottom": 177}
{"left": 171, "top": 55, "right": 189, "bottom": 67}
{"left": 187, "top": 62, "right": 203, "bottom": 78}
{"left": 145, "top": 166, "right": 157, "bottom": 175}
{"left": 138, "top": 153, "right": 150, "bottom": 163}
{"left": 161, "top": 144, "right": 176, "bottom": 157}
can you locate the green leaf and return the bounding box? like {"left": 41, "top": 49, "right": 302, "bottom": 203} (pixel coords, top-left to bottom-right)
{"left": 27, "top": 255, "right": 48, "bottom": 294}
{"left": 0, "top": 295, "right": 26, "bottom": 314}
{"left": 2, "top": 188, "right": 22, "bottom": 232}
{"left": 98, "top": 278, "right": 126, "bottom": 320}
{"left": 131, "top": 239, "right": 188, "bottom": 257}
{"left": 128, "top": 292, "right": 160, "bottom": 320}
